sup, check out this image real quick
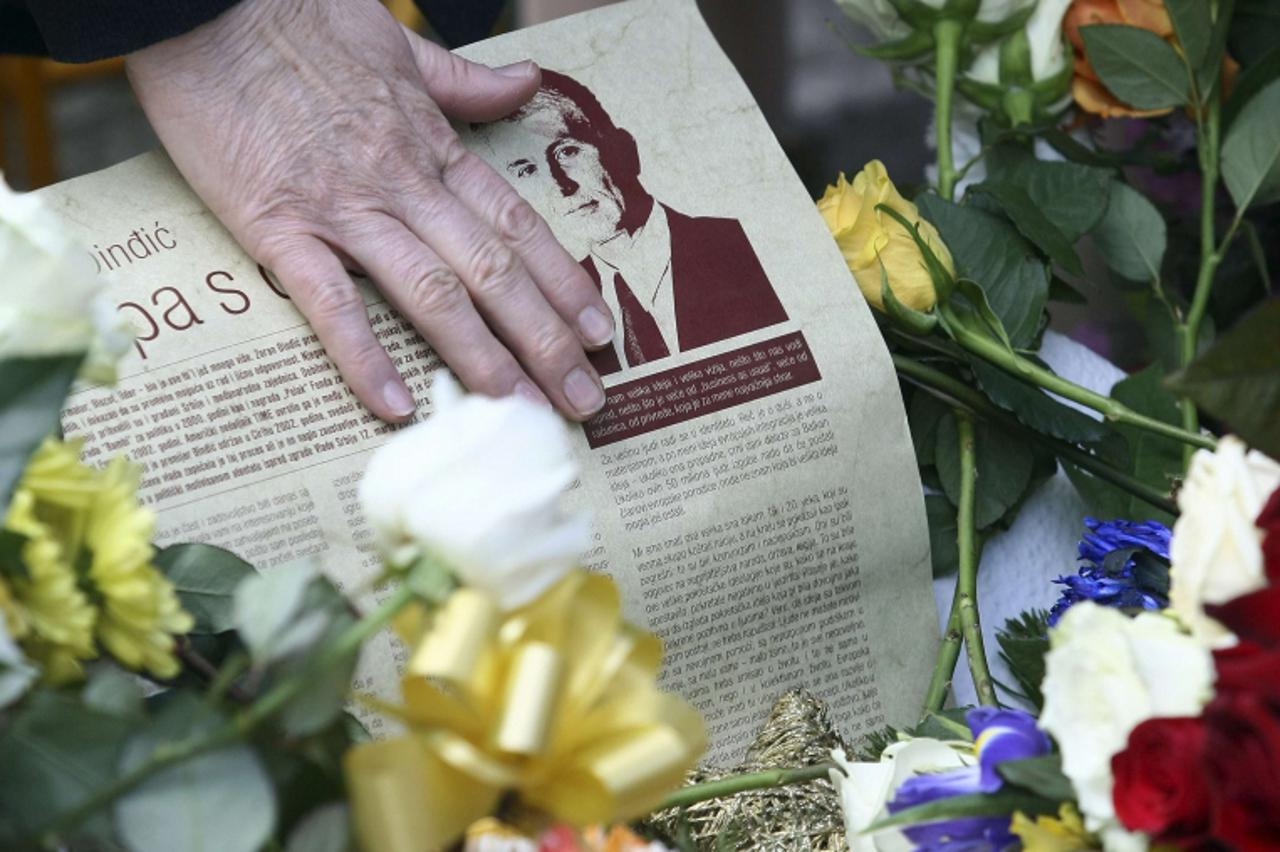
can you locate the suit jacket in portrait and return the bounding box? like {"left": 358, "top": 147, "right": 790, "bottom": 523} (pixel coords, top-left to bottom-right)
{"left": 584, "top": 206, "right": 788, "bottom": 376}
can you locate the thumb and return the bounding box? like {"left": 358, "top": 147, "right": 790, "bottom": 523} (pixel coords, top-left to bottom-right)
{"left": 403, "top": 28, "right": 541, "bottom": 121}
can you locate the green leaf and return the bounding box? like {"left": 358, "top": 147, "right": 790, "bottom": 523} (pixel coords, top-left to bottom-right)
{"left": 285, "top": 803, "right": 352, "bottom": 852}
{"left": 1048, "top": 276, "right": 1087, "bottom": 305}
{"left": 0, "top": 356, "right": 82, "bottom": 508}
{"left": 855, "top": 30, "right": 934, "bottom": 61}
{"left": 917, "top": 195, "right": 1049, "bottom": 348}
{"left": 1199, "top": 0, "right": 1239, "bottom": 92}
{"left": 1221, "top": 78, "right": 1280, "bottom": 211}
{"left": 925, "top": 494, "right": 959, "bottom": 579}
{"left": 1092, "top": 182, "right": 1168, "bottom": 283}
{"left": 909, "top": 389, "right": 950, "bottom": 468}
{"left": 881, "top": 263, "right": 939, "bottom": 335}
{"left": 274, "top": 583, "right": 358, "bottom": 738}
{"left": 997, "top": 754, "right": 1075, "bottom": 802}
{"left": 981, "top": 152, "right": 1113, "bottom": 244}
{"left": 1223, "top": 47, "right": 1280, "bottom": 130}
{"left": 948, "top": 278, "right": 1015, "bottom": 352}
{"left": 114, "top": 695, "right": 276, "bottom": 852}
{"left": 1067, "top": 365, "right": 1182, "bottom": 524}
{"left": 83, "top": 664, "right": 145, "bottom": 718}
{"left": 867, "top": 789, "right": 1058, "bottom": 832}
{"left": 1080, "top": 24, "right": 1190, "bottom": 109}
{"left": 996, "top": 609, "right": 1050, "bottom": 710}
{"left": 155, "top": 543, "right": 258, "bottom": 634}
{"left": 1166, "top": 0, "right": 1211, "bottom": 73}
{"left": 970, "top": 360, "right": 1109, "bottom": 445}
{"left": 935, "top": 413, "right": 1035, "bottom": 530}
{"left": 0, "top": 689, "right": 134, "bottom": 840}
{"left": 969, "top": 182, "right": 1083, "bottom": 275}
{"left": 911, "top": 708, "right": 973, "bottom": 742}
{"left": 1167, "top": 299, "right": 1280, "bottom": 459}
{"left": 233, "top": 559, "right": 319, "bottom": 664}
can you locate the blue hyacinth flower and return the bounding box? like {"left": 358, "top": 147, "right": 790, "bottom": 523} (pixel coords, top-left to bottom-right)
{"left": 885, "top": 708, "right": 1050, "bottom": 851}
{"left": 1047, "top": 517, "right": 1171, "bottom": 626}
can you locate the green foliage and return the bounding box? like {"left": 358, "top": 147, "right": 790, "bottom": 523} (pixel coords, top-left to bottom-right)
{"left": 853, "top": 725, "right": 905, "bottom": 762}
{"left": 982, "top": 148, "right": 1113, "bottom": 243}
{"left": 1079, "top": 24, "right": 1189, "bottom": 109}
{"left": 996, "top": 754, "right": 1074, "bottom": 802}
{"left": 0, "top": 355, "right": 82, "bottom": 507}
{"left": 0, "top": 689, "right": 134, "bottom": 842}
{"left": 1223, "top": 47, "right": 1280, "bottom": 130}
{"left": 155, "top": 543, "right": 258, "bottom": 634}
{"left": 935, "top": 413, "right": 1035, "bottom": 530}
{"left": 968, "top": 182, "right": 1082, "bottom": 274}
{"left": 1221, "top": 78, "right": 1280, "bottom": 211}
{"left": 917, "top": 195, "right": 1048, "bottom": 348}
{"left": 233, "top": 559, "right": 324, "bottom": 665}
{"left": 285, "top": 803, "right": 353, "bottom": 852}
{"left": 911, "top": 708, "right": 973, "bottom": 742}
{"left": 114, "top": 694, "right": 276, "bottom": 852}
{"left": 1091, "top": 182, "right": 1167, "bottom": 284}
{"left": 925, "top": 494, "right": 960, "bottom": 578}
{"left": 969, "top": 360, "right": 1109, "bottom": 445}
{"left": 1166, "top": 0, "right": 1211, "bottom": 72}
{"left": 1065, "top": 365, "right": 1182, "bottom": 525}
{"left": 995, "top": 609, "right": 1050, "bottom": 710}
{"left": 882, "top": 263, "right": 939, "bottom": 335}
{"left": 1168, "top": 299, "right": 1280, "bottom": 459}
{"left": 83, "top": 664, "right": 146, "bottom": 718}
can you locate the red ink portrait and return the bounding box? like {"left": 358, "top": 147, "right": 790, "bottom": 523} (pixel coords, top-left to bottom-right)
{"left": 476, "top": 70, "right": 789, "bottom": 376}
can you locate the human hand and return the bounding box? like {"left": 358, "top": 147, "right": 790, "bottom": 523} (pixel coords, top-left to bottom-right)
{"left": 125, "top": 0, "right": 614, "bottom": 421}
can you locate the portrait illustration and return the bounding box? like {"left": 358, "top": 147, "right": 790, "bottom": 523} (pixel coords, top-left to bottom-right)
{"left": 475, "top": 70, "right": 789, "bottom": 376}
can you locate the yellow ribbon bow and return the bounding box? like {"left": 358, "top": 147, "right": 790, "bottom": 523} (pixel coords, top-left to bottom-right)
{"left": 345, "top": 571, "right": 706, "bottom": 852}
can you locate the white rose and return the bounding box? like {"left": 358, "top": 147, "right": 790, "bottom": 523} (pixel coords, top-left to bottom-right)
{"left": 967, "top": 0, "right": 1073, "bottom": 84}
{"left": 1039, "top": 603, "right": 1212, "bottom": 843}
{"left": 838, "top": 0, "right": 1034, "bottom": 42}
{"left": 359, "top": 372, "right": 589, "bottom": 610}
{"left": 0, "top": 175, "right": 131, "bottom": 379}
{"left": 830, "top": 739, "right": 974, "bottom": 852}
{"left": 1169, "top": 436, "right": 1280, "bottom": 645}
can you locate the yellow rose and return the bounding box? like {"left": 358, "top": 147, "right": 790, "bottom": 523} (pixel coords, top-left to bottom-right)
{"left": 818, "top": 160, "right": 953, "bottom": 313}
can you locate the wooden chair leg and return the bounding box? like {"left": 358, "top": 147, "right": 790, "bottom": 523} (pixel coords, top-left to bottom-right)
{"left": 14, "top": 58, "right": 57, "bottom": 188}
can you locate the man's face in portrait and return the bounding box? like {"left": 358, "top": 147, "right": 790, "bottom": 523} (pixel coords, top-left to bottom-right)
{"left": 482, "top": 101, "right": 628, "bottom": 256}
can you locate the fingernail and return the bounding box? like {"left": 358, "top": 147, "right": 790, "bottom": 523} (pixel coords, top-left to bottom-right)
{"left": 563, "top": 367, "right": 604, "bottom": 417}
{"left": 495, "top": 61, "right": 536, "bottom": 79}
{"left": 383, "top": 380, "right": 416, "bottom": 418}
{"left": 514, "top": 379, "right": 550, "bottom": 408}
{"left": 578, "top": 306, "right": 615, "bottom": 347}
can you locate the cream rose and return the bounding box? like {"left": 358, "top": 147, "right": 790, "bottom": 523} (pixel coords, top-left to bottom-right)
{"left": 830, "top": 739, "right": 974, "bottom": 852}
{"left": 818, "top": 161, "right": 954, "bottom": 313}
{"left": 838, "top": 0, "right": 1036, "bottom": 40}
{"left": 1039, "top": 603, "right": 1212, "bottom": 845}
{"left": 0, "top": 176, "right": 131, "bottom": 380}
{"left": 359, "top": 372, "right": 589, "bottom": 610}
{"left": 1169, "top": 436, "right": 1280, "bottom": 645}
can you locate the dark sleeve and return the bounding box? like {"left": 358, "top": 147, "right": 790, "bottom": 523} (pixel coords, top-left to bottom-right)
{"left": 413, "top": 0, "right": 507, "bottom": 48}
{"left": 0, "top": 0, "right": 241, "bottom": 62}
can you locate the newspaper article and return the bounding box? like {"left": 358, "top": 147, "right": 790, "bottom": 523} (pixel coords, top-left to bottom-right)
{"left": 41, "top": 0, "right": 935, "bottom": 763}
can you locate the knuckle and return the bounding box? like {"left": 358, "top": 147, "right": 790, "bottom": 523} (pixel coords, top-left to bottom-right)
{"left": 494, "top": 195, "right": 542, "bottom": 246}
{"left": 405, "top": 263, "right": 467, "bottom": 317}
{"left": 435, "top": 133, "right": 471, "bottom": 176}
{"left": 527, "top": 322, "right": 576, "bottom": 365}
{"left": 469, "top": 241, "right": 522, "bottom": 297}
{"left": 307, "top": 278, "right": 363, "bottom": 320}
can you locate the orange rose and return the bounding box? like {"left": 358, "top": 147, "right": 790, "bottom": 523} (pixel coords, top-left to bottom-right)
{"left": 1063, "top": 0, "right": 1175, "bottom": 117}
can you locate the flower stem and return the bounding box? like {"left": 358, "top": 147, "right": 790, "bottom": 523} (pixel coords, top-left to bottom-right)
{"left": 36, "top": 583, "right": 417, "bottom": 842}
{"left": 892, "top": 354, "right": 1178, "bottom": 515}
{"left": 950, "top": 324, "right": 1215, "bottom": 450}
{"left": 922, "top": 590, "right": 963, "bottom": 717}
{"left": 1177, "top": 93, "right": 1222, "bottom": 457}
{"left": 658, "top": 764, "right": 838, "bottom": 811}
{"left": 954, "top": 413, "right": 996, "bottom": 706}
{"left": 933, "top": 19, "right": 964, "bottom": 201}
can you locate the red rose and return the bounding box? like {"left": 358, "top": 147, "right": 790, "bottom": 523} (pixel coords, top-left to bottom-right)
{"left": 1203, "top": 683, "right": 1280, "bottom": 851}
{"left": 1258, "top": 485, "right": 1280, "bottom": 583}
{"left": 1206, "top": 586, "right": 1280, "bottom": 649}
{"left": 1112, "top": 717, "right": 1211, "bottom": 845}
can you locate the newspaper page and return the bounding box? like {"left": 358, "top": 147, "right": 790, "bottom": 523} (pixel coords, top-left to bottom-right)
{"left": 40, "top": 0, "right": 936, "bottom": 763}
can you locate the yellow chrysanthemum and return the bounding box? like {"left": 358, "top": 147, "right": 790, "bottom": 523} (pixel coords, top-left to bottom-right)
{"left": 1010, "top": 804, "right": 1097, "bottom": 851}
{"left": 83, "top": 456, "right": 191, "bottom": 678}
{"left": 3, "top": 487, "right": 98, "bottom": 683}
{"left": 7, "top": 437, "right": 192, "bottom": 680}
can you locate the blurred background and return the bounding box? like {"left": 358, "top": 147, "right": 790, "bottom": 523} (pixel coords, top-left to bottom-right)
{"left": 0, "top": 0, "right": 930, "bottom": 198}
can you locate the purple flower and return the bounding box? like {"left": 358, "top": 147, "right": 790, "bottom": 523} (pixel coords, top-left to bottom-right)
{"left": 1048, "top": 517, "right": 1171, "bottom": 625}
{"left": 886, "top": 708, "right": 1049, "bottom": 851}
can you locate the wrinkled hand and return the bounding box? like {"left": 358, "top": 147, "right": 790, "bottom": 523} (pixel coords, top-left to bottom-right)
{"left": 126, "top": 0, "right": 614, "bottom": 421}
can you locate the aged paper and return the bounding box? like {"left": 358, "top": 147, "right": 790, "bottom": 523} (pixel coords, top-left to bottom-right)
{"left": 40, "top": 0, "right": 935, "bottom": 762}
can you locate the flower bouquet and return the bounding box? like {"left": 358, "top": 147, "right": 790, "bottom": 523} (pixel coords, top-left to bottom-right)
{"left": 0, "top": 0, "right": 1278, "bottom": 848}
